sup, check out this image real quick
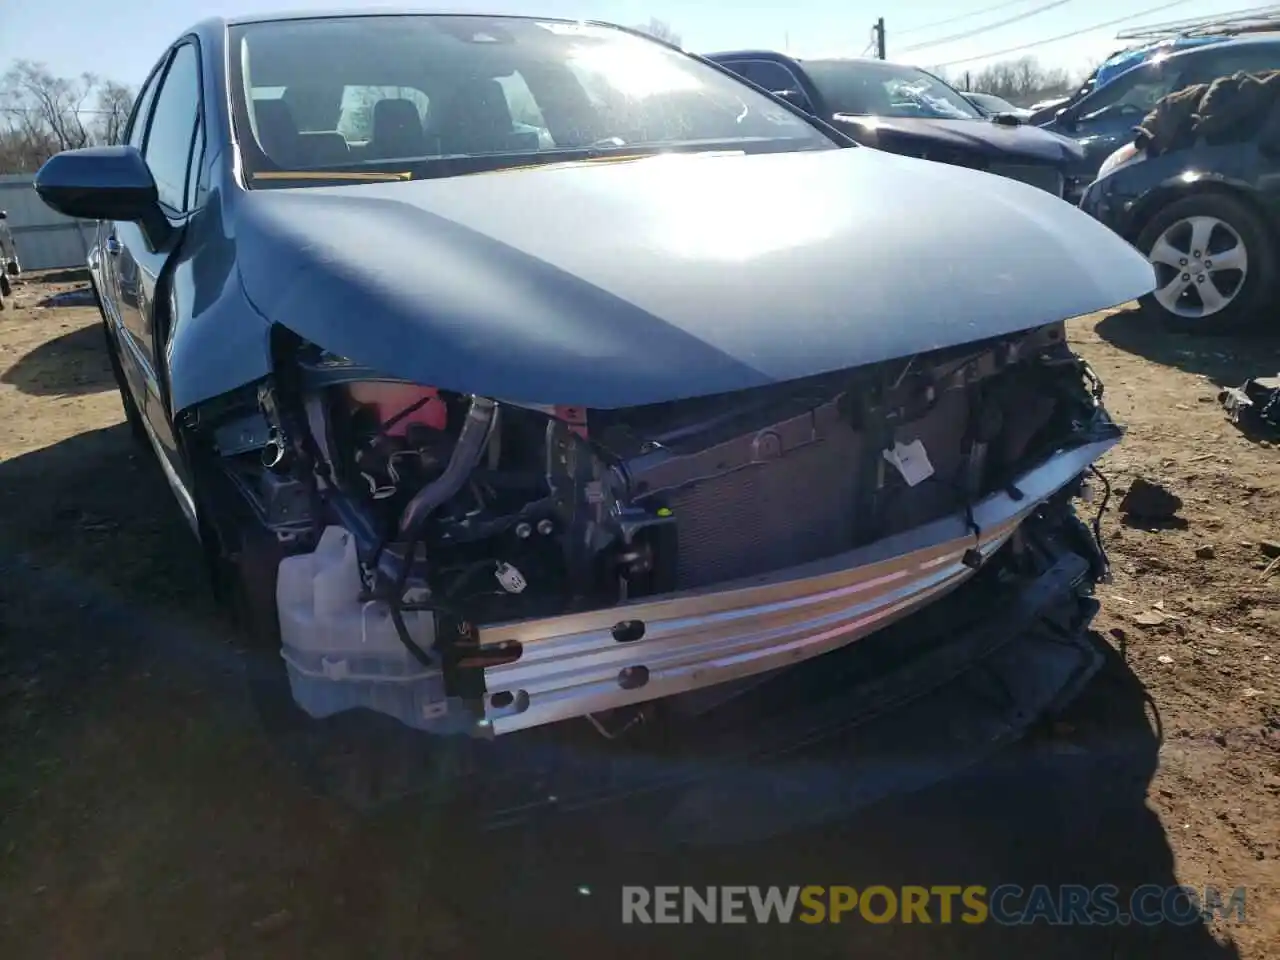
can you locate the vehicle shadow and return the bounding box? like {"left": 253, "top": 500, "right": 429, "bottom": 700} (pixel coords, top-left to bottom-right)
{"left": 0, "top": 425, "right": 1245, "bottom": 960}
{"left": 36, "top": 285, "right": 98, "bottom": 308}
{"left": 27, "top": 266, "right": 91, "bottom": 285}
{"left": 0, "top": 322, "right": 116, "bottom": 396}
{"left": 0, "top": 423, "right": 233, "bottom": 755}
{"left": 1095, "top": 307, "right": 1280, "bottom": 385}
{"left": 415, "top": 637, "right": 1241, "bottom": 960}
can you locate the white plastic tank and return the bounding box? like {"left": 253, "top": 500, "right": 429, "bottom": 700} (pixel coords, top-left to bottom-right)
{"left": 277, "top": 526, "right": 451, "bottom": 730}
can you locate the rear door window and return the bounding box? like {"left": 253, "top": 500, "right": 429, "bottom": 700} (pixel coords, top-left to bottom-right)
{"left": 337, "top": 86, "right": 431, "bottom": 141}
{"left": 142, "top": 42, "right": 201, "bottom": 213}
{"left": 495, "top": 72, "right": 555, "bottom": 147}
{"left": 125, "top": 58, "right": 165, "bottom": 148}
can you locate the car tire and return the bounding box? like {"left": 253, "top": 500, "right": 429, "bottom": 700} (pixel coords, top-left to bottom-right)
{"left": 1136, "top": 192, "right": 1276, "bottom": 334}
{"left": 101, "top": 314, "right": 150, "bottom": 449}
{"left": 0, "top": 273, "right": 11, "bottom": 298}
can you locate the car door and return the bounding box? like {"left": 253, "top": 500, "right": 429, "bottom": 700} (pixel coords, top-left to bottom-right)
{"left": 110, "top": 39, "right": 204, "bottom": 464}
{"left": 102, "top": 58, "right": 164, "bottom": 405}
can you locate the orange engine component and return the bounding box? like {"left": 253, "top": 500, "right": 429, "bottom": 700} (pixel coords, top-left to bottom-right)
{"left": 346, "top": 382, "right": 448, "bottom": 435}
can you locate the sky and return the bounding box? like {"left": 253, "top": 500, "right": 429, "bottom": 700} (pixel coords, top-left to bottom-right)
{"left": 0, "top": 0, "right": 1265, "bottom": 85}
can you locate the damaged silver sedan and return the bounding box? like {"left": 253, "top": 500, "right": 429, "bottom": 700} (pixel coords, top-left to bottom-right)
{"left": 34, "top": 12, "right": 1155, "bottom": 745}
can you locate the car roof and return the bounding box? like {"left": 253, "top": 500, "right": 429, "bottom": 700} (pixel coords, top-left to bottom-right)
{"left": 1148, "top": 31, "right": 1280, "bottom": 62}
{"left": 706, "top": 49, "right": 885, "bottom": 65}
{"left": 183, "top": 11, "right": 651, "bottom": 58}
{"left": 192, "top": 10, "right": 614, "bottom": 29}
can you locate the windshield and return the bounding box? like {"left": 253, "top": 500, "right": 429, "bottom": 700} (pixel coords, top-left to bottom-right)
{"left": 1074, "top": 61, "right": 1173, "bottom": 122}
{"left": 802, "top": 59, "right": 982, "bottom": 120}
{"left": 230, "top": 15, "right": 835, "bottom": 186}
{"left": 967, "top": 92, "right": 1018, "bottom": 114}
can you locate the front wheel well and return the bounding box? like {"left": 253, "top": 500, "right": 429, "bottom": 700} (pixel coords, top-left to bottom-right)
{"left": 1128, "top": 180, "right": 1276, "bottom": 250}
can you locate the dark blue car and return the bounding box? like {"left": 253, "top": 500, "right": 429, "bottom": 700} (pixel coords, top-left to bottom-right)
{"left": 1040, "top": 35, "right": 1280, "bottom": 180}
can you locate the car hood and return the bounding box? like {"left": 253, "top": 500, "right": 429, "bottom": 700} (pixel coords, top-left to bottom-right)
{"left": 234, "top": 147, "right": 1153, "bottom": 408}
{"left": 833, "top": 115, "right": 1085, "bottom": 164}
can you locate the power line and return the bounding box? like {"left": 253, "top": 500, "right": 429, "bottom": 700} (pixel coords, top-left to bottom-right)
{"left": 1116, "top": 3, "right": 1280, "bottom": 39}
{"left": 933, "top": 0, "right": 1193, "bottom": 66}
{"left": 0, "top": 106, "right": 116, "bottom": 115}
{"left": 897, "top": 0, "right": 1045, "bottom": 37}
{"left": 899, "top": 0, "right": 1074, "bottom": 53}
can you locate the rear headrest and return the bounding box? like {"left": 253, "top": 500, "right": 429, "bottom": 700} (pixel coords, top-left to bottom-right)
{"left": 446, "top": 79, "right": 514, "bottom": 133}
{"left": 297, "top": 131, "right": 352, "bottom": 165}
{"left": 371, "top": 98, "right": 426, "bottom": 157}
{"left": 252, "top": 99, "right": 300, "bottom": 165}
{"left": 435, "top": 79, "right": 517, "bottom": 155}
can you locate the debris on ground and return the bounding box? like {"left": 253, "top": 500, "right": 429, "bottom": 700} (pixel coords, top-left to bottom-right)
{"left": 1259, "top": 540, "right": 1280, "bottom": 559}
{"left": 1194, "top": 544, "right": 1216, "bottom": 559}
{"left": 1118, "top": 476, "right": 1183, "bottom": 522}
{"left": 1259, "top": 556, "right": 1280, "bottom": 582}
{"left": 1219, "top": 374, "right": 1280, "bottom": 439}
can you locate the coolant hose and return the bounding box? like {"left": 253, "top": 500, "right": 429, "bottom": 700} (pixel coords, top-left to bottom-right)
{"left": 397, "top": 396, "right": 498, "bottom": 540}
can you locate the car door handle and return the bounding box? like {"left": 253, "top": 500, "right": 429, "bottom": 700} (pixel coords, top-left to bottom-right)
{"left": 105, "top": 236, "right": 121, "bottom": 256}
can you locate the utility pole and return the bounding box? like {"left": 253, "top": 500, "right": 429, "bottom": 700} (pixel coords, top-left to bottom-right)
{"left": 874, "top": 17, "right": 886, "bottom": 59}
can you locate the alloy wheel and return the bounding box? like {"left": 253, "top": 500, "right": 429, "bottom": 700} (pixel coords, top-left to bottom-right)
{"left": 1148, "top": 215, "right": 1248, "bottom": 320}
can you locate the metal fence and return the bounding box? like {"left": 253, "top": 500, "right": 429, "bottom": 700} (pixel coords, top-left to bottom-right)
{"left": 0, "top": 173, "right": 94, "bottom": 272}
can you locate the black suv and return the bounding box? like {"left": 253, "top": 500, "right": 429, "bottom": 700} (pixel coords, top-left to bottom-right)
{"left": 706, "top": 51, "right": 1090, "bottom": 201}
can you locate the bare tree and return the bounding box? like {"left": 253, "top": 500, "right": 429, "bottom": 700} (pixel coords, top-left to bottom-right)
{"left": 2, "top": 61, "right": 95, "bottom": 151}
{"left": 94, "top": 80, "right": 135, "bottom": 146}
{"left": 969, "top": 56, "right": 1079, "bottom": 107}
{"left": 630, "top": 18, "right": 682, "bottom": 47}
{"left": 0, "top": 63, "right": 135, "bottom": 173}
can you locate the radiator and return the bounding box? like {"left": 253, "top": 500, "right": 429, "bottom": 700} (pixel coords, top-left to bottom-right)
{"left": 665, "top": 421, "right": 864, "bottom": 589}
{"left": 659, "top": 388, "right": 972, "bottom": 590}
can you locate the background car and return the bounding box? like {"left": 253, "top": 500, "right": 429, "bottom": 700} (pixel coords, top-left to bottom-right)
{"left": 1028, "top": 35, "right": 1228, "bottom": 126}
{"left": 1040, "top": 34, "right": 1280, "bottom": 180}
{"left": 1080, "top": 89, "right": 1279, "bottom": 332}
{"left": 964, "top": 91, "right": 1032, "bottom": 120}
{"left": 706, "top": 51, "right": 1091, "bottom": 201}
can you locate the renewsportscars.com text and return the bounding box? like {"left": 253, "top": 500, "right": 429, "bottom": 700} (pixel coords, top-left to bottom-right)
{"left": 621, "top": 884, "right": 1248, "bottom": 926}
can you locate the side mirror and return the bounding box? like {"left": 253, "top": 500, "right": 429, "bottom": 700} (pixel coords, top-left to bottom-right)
{"left": 34, "top": 146, "right": 168, "bottom": 244}
{"left": 771, "top": 88, "right": 812, "bottom": 113}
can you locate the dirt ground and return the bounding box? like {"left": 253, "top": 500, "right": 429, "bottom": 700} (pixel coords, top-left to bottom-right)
{"left": 0, "top": 272, "right": 1277, "bottom": 959}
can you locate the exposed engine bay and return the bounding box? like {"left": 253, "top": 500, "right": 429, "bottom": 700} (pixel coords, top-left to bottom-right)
{"left": 186, "top": 321, "right": 1118, "bottom": 738}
